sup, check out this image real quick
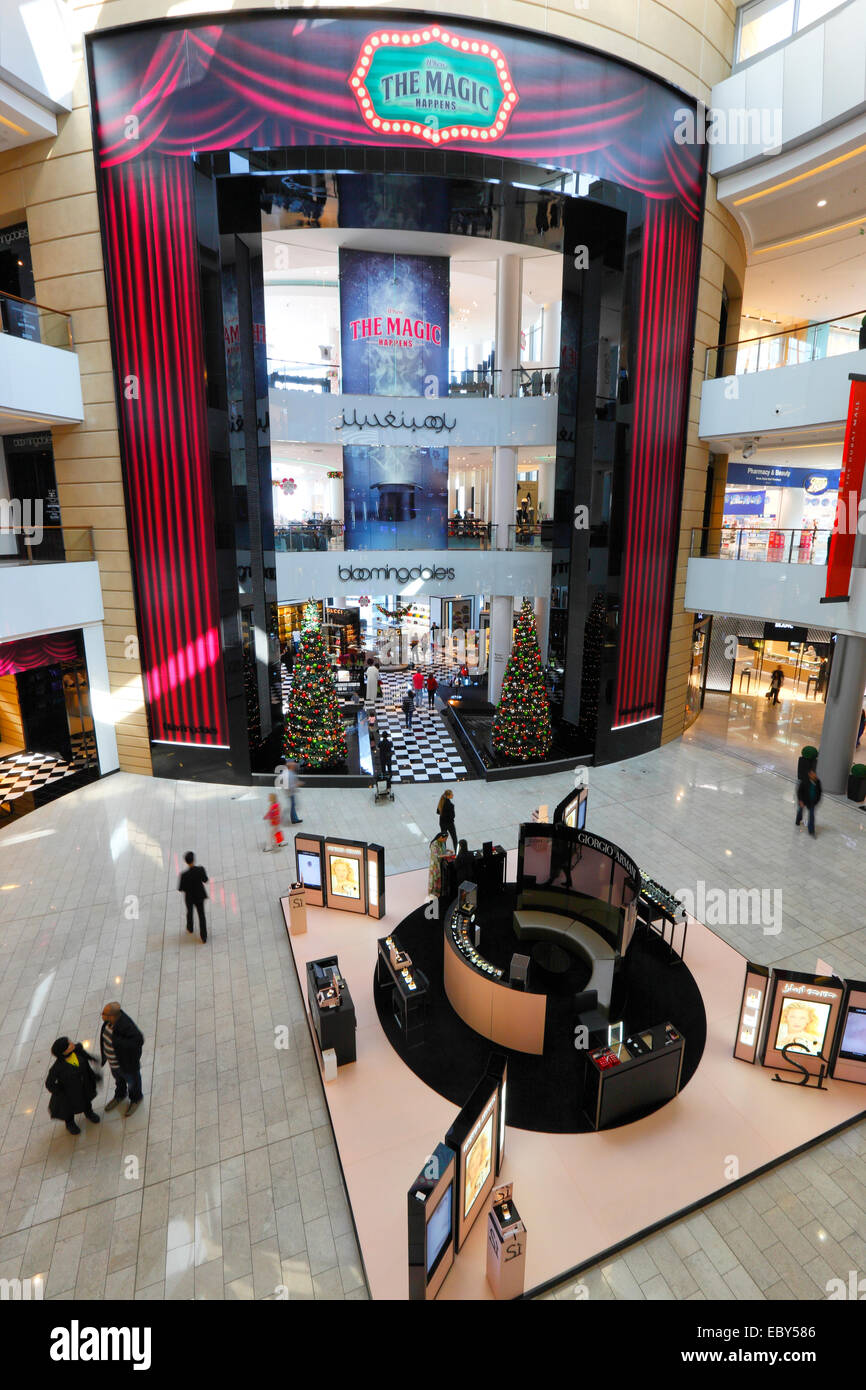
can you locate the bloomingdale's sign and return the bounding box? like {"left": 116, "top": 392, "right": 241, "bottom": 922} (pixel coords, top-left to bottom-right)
{"left": 349, "top": 25, "right": 519, "bottom": 144}
{"left": 338, "top": 563, "right": 455, "bottom": 582}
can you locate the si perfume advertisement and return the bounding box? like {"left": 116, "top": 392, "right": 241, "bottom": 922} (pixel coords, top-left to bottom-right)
{"left": 339, "top": 248, "right": 450, "bottom": 397}
{"left": 343, "top": 444, "right": 448, "bottom": 548}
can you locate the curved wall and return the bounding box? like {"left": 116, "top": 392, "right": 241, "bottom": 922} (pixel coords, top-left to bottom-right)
{"left": 0, "top": 0, "right": 744, "bottom": 772}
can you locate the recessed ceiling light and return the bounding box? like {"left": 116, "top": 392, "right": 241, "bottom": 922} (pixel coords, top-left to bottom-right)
{"left": 817, "top": 199, "right": 827, "bottom": 207}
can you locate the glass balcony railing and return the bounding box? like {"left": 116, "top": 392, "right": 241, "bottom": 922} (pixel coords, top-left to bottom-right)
{"left": 0, "top": 526, "right": 94, "bottom": 565}
{"left": 511, "top": 366, "right": 561, "bottom": 398}
{"left": 274, "top": 522, "right": 498, "bottom": 551}
{"left": 690, "top": 526, "right": 832, "bottom": 565}
{"left": 705, "top": 311, "right": 866, "bottom": 379}
{"left": 267, "top": 362, "right": 504, "bottom": 397}
{"left": 507, "top": 523, "right": 555, "bottom": 550}
{"left": 0, "top": 290, "right": 74, "bottom": 351}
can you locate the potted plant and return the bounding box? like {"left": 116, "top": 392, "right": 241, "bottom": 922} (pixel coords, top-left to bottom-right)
{"left": 797, "top": 746, "right": 819, "bottom": 781}
{"left": 848, "top": 763, "right": 866, "bottom": 802}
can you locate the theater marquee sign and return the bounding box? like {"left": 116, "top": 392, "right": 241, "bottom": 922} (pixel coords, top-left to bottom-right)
{"left": 350, "top": 26, "right": 519, "bottom": 144}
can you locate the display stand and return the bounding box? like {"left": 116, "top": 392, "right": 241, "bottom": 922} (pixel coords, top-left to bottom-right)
{"left": 305, "top": 956, "right": 357, "bottom": 1067}
{"left": 285, "top": 883, "right": 307, "bottom": 936}
{"left": 376, "top": 936, "right": 429, "bottom": 1049}
{"left": 486, "top": 1186, "right": 527, "bottom": 1299}
{"left": 582, "top": 1021, "right": 684, "bottom": 1129}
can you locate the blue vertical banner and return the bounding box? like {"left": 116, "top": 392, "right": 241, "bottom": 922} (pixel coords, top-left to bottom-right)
{"left": 339, "top": 249, "right": 449, "bottom": 397}
{"left": 340, "top": 248, "right": 450, "bottom": 548}
{"left": 343, "top": 444, "right": 448, "bottom": 548}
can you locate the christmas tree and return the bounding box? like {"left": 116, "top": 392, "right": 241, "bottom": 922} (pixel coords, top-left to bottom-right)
{"left": 283, "top": 601, "right": 348, "bottom": 769}
{"left": 492, "top": 599, "right": 552, "bottom": 761}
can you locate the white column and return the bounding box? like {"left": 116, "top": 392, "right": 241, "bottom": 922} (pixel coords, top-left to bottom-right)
{"left": 493, "top": 253, "right": 522, "bottom": 550}
{"left": 543, "top": 301, "right": 561, "bottom": 371}
{"left": 81, "top": 622, "right": 119, "bottom": 774}
{"left": 488, "top": 595, "right": 514, "bottom": 705}
{"left": 533, "top": 596, "right": 550, "bottom": 664}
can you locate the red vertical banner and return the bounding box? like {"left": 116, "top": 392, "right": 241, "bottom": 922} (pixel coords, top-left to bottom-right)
{"left": 825, "top": 375, "right": 866, "bottom": 600}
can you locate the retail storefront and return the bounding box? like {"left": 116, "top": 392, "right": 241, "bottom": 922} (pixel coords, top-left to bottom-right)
{"left": 87, "top": 12, "right": 706, "bottom": 782}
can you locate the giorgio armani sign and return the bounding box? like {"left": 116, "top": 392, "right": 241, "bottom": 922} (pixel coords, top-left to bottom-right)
{"left": 338, "top": 563, "right": 455, "bottom": 582}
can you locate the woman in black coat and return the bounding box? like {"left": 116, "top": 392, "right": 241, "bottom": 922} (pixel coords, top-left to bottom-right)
{"left": 45, "top": 1038, "right": 102, "bottom": 1135}
{"left": 437, "top": 789, "right": 457, "bottom": 851}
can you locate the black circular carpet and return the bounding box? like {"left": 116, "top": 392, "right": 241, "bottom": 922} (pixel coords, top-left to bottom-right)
{"left": 373, "top": 887, "right": 706, "bottom": 1133}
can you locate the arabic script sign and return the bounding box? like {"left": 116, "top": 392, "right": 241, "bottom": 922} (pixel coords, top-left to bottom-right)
{"left": 349, "top": 26, "right": 518, "bottom": 144}
{"left": 335, "top": 407, "right": 456, "bottom": 435}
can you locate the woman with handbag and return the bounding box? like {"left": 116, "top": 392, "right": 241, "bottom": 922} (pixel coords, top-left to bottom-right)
{"left": 437, "top": 789, "right": 457, "bottom": 851}
{"left": 45, "top": 1037, "right": 102, "bottom": 1135}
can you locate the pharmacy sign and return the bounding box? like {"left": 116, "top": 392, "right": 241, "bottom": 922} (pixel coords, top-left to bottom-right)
{"left": 350, "top": 25, "right": 519, "bottom": 145}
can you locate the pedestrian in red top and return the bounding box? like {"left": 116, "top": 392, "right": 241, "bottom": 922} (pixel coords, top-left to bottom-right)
{"left": 264, "top": 793, "right": 283, "bottom": 852}
{"left": 412, "top": 668, "right": 425, "bottom": 707}
{"left": 426, "top": 673, "right": 438, "bottom": 709}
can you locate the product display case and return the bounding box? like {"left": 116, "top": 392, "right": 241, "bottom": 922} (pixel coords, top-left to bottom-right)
{"left": 445, "top": 1056, "right": 506, "bottom": 1251}
{"left": 408, "top": 1142, "right": 456, "bottom": 1302}
{"left": 305, "top": 956, "right": 356, "bottom": 1066}
{"left": 830, "top": 979, "right": 866, "bottom": 1084}
{"left": 733, "top": 962, "right": 771, "bottom": 1064}
{"left": 582, "top": 1021, "right": 685, "bottom": 1130}
{"left": 377, "top": 935, "right": 429, "bottom": 1049}
{"left": 486, "top": 1183, "right": 527, "bottom": 1300}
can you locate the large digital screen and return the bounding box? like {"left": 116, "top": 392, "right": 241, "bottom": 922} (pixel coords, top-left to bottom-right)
{"left": 774, "top": 997, "right": 832, "bottom": 1056}
{"left": 342, "top": 443, "right": 448, "bottom": 549}
{"left": 839, "top": 1006, "right": 866, "bottom": 1061}
{"left": 463, "top": 1109, "right": 494, "bottom": 1220}
{"left": 297, "top": 852, "right": 321, "bottom": 889}
{"left": 425, "top": 1183, "right": 453, "bottom": 1276}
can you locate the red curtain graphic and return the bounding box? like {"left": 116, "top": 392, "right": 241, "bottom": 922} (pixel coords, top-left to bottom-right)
{"left": 0, "top": 633, "right": 78, "bottom": 676}
{"left": 88, "top": 14, "right": 705, "bottom": 746}
{"left": 101, "top": 158, "right": 229, "bottom": 746}
{"left": 614, "top": 199, "right": 700, "bottom": 727}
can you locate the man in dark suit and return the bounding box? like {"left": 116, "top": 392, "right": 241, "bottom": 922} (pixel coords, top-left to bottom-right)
{"left": 178, "top": 850, "right": 209, "bottom": 942}
{"left": 99, "top": 1002, "right": 145, "bottom": 1117}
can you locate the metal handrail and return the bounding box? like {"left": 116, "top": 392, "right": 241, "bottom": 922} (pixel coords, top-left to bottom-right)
{"left": 689, "top": 525, "right": 833, "bottom": 565}
{"left": 0, "top": 288, "right": 74, "bottom": 351}
{"left": 704, "top": 308, "right": 866, "bottom": 379}
{"left": 0, "top": 525, "right": 94, "bottom": 564}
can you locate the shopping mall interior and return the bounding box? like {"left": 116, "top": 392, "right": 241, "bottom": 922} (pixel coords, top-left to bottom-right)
{"left": 2, "top": 0, "right": 866, "bottom": 1335}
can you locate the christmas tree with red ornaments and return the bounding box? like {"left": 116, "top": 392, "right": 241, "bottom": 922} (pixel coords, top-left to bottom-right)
{"left": 284, "top": 601, "right": 347, "bottom": 769}
{"left": 492, "top": 599, "right": 552, "bottom": 761}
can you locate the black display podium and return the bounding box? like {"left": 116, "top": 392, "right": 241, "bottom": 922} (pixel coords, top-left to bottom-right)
{"left": 305, "top": 956, "right": 357, "bottom": 1066}
{"left": 582, "top": 1021, "right": 684, "bottom": 1129}
{"left": 376, "top": 937, "right": 429, "bottom": 1048}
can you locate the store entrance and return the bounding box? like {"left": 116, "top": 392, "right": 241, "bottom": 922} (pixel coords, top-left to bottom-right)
{"left": 732, "top": 634, "right": 831, "bottom": 703}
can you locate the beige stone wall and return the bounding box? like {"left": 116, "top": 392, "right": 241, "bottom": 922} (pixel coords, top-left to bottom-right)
{"left": 0, "top": 0, "right": 741, "bottom": 773}
{"left": 0, "top": 46, "right": 151, "bottom": 774}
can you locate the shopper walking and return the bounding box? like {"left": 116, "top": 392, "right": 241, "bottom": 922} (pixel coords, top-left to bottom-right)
{"left": 437, "top": 788, "right": 457, "bottom": 851}
{"left": 264, "top": 792, "right": 284, "bottom": 851}
{"left": 858, "top": 707, "right": 865, "bottom": 749}
{"left": 178, "top": 850, "right": 209, "bottom": 942}
{"left": 795, "top": 768, "right": 822, "bottom": 838}
{"left": 426, "top": 673, "right": 438, "bottom": 709}
{"left": 378, "top": 731, "right": 393, "bottom": 789}
{"left": 284, "top": 760, "right": 303, "bottom": 824}
{"left": 99, "top": 1002, "right": 145, "bottom": 1117}
{"left": 766, "top": 666, "right": 784, "bottom": 705}
{"left": 412, "top": 667, "right": 425, "bottom": 707}
{"left": 402, "top": 688, "right": 414, "bottom": 730}
{"left": 45, "top": 1038, "right": 101, "bottom": 1136}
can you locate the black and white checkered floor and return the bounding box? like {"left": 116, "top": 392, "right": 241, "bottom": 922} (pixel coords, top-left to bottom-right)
{"left": 0, "top": 744, "right": 97, "bottom": 810}
{"left": 281, "top": 659, "right": 471, "bottom": 783}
